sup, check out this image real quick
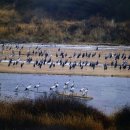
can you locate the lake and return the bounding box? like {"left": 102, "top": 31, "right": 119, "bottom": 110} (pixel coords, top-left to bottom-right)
{"left": 0, "top": 73, "right": 130, "bottom": 115}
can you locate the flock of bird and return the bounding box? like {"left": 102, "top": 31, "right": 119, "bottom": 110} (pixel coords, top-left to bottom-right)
{"left": 0, "top": 79, "right": 89, "bottom": 97}
{"left": 14, "top": 83, "right": 41, "bottom": 92}
{"left": 49, "top": 80, "right": 88, "bottom": 96}
{"left": 1, "top": 44, "right": 130, "bottom": 71}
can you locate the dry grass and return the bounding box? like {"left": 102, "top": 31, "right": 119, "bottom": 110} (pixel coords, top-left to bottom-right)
{"left": 0, "top": 96, "right": 129, "bottom": 130}
{"left": 0, "top": 96, "right": 109, "bottom": 130}
{"left": 0, "top": 8, "right": 129, "bottom": 44}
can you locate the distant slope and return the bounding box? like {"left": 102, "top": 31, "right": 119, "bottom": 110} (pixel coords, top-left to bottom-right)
{"left": 0, "top": 0, "right": 130, "bottom": 44}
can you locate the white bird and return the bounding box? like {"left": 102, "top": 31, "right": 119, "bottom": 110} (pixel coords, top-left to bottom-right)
{"left": 54, "top": 82, "right": 59, "bottom": 87}
{"left": 25, "top": 84, "right": 32, "bottom": 91}
{"left": 80, "top": 88, "right": 85, "bottom": 92}
{"left": 15, "top": 84, "right": 19, "bottom": 91}
{"left": 65, "top": 79, "right": 70, "bottom": 86}
{"left": 34, "top": 83, "right": 40, "bottom": 91}
{"left": 34, "top": 83, "right": 40, "bottom": 88}
{"left": 63, "top": 85, "right": 68, "bottom": 90}
{"left": 70, "top": 87, "right": 75, "bottom": 94}
{"left": 63, "top": 85, "right": 69, "bottom": 93}
{"left": 50, "top": 82, "right": 59, "bottom": 91}
{"left": 83, "top": 89, "right": 88, "bottom": 96}
{"left": 50, "top": 85, "right": 56, "bottom": 90}
{"left": 85, "top": 88, "right": 88, "bottom": 92}
{"left": 70, "top": 81, "right": 75, "bottom": 88}
{"left": 50, "top": 85, "right": 58, "bottom": 91}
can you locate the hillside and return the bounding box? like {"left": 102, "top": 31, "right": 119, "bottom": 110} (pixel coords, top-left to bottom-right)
{"left": 1, "top": 0, "right": 130, "bottom": 21}
{"left": 0, "top": 0, "right": 130, "bottom": 44}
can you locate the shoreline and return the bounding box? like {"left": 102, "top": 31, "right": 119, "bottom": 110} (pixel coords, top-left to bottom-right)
{"left": 0, "top": 42, "right": 130, "bottom": 46}
{"left": 0, "top": 71, "right": 130, "bottom": 78}
{"left": 0, "top": 64, "right": 130, "bottom": 78}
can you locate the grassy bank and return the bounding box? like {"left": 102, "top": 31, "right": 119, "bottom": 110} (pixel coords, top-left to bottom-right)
{"left": 0, "top": 96, "right": 130, "bottom": 130}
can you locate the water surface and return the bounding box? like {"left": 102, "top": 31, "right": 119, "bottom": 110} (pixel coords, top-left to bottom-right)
{"left": 0, "top": 73, "right": 130, "bottom": 115}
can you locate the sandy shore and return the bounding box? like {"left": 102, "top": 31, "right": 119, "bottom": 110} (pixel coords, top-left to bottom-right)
{"left": 0, "top": 62, "right": 130, "bottom": 77}
{"left": 0, "top": 44, "right": 130, "bottom": 77}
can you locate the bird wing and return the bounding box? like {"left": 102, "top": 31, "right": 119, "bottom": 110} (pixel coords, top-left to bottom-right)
{"left": 27, "top": 85, "right": 31, "bottom": 89}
